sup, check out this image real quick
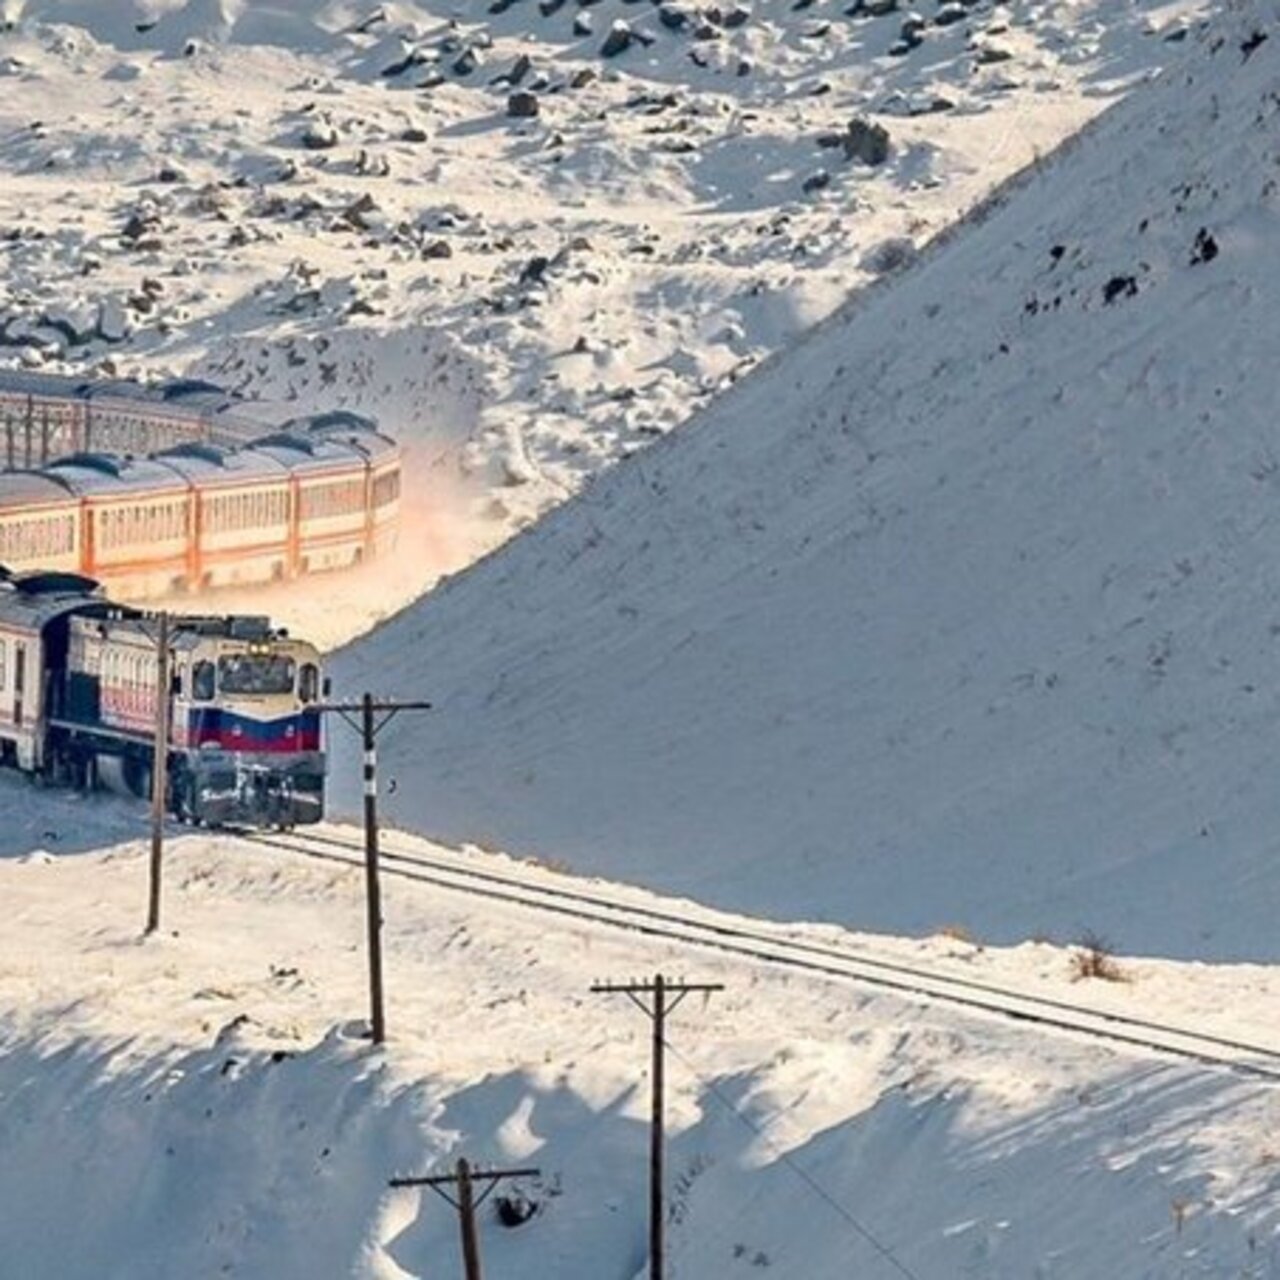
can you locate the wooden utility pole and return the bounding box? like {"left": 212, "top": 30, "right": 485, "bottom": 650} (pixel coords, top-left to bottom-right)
{"left": 145, "top": 611, "right": 171, "bottom": 936}
{"left": 389, "top": 1157, "right": 540, "bottom": 1280}
{"left": 590, "top": 974, "right": 724, "bottom": 1280}
{"left": 316, "top": 693, "right": 431, "bottom": 1045}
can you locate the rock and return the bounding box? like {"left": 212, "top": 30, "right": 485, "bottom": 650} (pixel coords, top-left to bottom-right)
{"left": 422, "top": 238, "right": 453, "bottom": 259}
{"left": 860, "top": 236, "right": 916, "bottom": 273}
{"left": 897, "top": 12, "right": 926, "bottom": 44}
{"left": 156, "top": 164, "right": 188, "bottom": 184}
{"left": 975, "top": 41, "right": 1013, "bottom": 61}
{"left": 844, "top": 117, "right": 891, "bottom": 165}
{"left": 934, "top": 2, "right": 966, "bottom": 24}
{"left": 721, "top": 4, "right": 751, "bottom": 26}
{"left": 600, "top": 20, "right": 634, "bottom": 56}
{"left": 402, "top": 126, "right": 429, "bottom": 143}
{"left": 453, "top": 48, "right": 480, "bottom": 75}
{"left": 878, "top": 89, "right": 954, "bottom": 115}
{"left": 508, "top": 90, "right": 540, "bottom": 118}
{"left": 97, "top": 296, "right": 133, "bottom": 343}
{"left": 382, "top": 47, "right": 429, "bottom": 77}
{"left": 573, "top": 12, "right": 593, "bottom": 35}
{"left": 802, "top": 169, "right": 832, "bottom": 193}
{"left": 657, "top": 4, "right": 689, "bottom": 29}
{"left": 539, "top": 0, "right": 566, "bottom": 13}
{"left": 506, "top": 54, "right": 533, "bottom": 84}
{"left": 121, "top": 204, "right": 161, "bottom": 244}
{"left": 863, "top": 0, "right": 899, "bottom": 14}
{"left": 356, "top": 149, "right": 391, "bottom": 177}
{"left": 1190, "top": 227, "right": 1219, "bottom": 265}
{"left": 340, "top": 194, "right": 381, "bottom": 230}
{"left": 520, "top": 255, "right": 551, "bottom": 284}
{"left": 302, "top": 116, "right": 340, "bottom": 150}
{"left": 569, "top": 67, "right": 597, "bottom": 87}
{"left": 737, "top": 58, "right": 752, "bottom": 75}
{"left": 1102, "top": 274, "right": 1138, "bottom": 304}
{"left": 41, "top": 303, "right": 97, "bottom": 346}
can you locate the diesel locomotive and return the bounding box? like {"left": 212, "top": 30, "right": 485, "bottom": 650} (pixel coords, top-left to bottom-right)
{"left": 0, "top": 568, "right": 325, "bottom": 826}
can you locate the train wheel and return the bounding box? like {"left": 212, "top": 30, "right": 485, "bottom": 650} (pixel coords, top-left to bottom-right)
{"left": 173, "top": 773, "right": 197, "bottom": 825}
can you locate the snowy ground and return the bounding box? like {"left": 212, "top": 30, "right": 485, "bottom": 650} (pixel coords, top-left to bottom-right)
{"left": 4, "top": 778, "right": 1280, "bottom": 1278}
{"left": 329, "top": 0, "right": 1280, "bottom": 964}
{"left": 8, "top": 3, "right": 1280, "bottom": 1276}
{"left": 0, "top": 0, "right": 1204, "bottom": 641}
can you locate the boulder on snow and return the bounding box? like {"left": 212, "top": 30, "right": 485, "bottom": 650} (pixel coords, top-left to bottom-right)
{"left": 859, "top": 236, "right": 917, "bottom": 274}
{"left": 302, "top": 116, "right": 340, "bottom": 150}
{"left": 508, "top": 90, "right": 540, "bottom": 118}
{"left": 844, "top": 116, "right": 891, "bottom": 164}
{"left": 97, "top": 295, "right": 133, "bottom": 343}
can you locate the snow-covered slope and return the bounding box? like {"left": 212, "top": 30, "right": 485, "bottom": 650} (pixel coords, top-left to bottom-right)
{"left": 0, "top": 0, "right": 1201, "bottom": 638}
{"left": 335, "top": 0, "right": 1280, "bottom": 962}
{"left": 4, "top": 824, "right": 1280, "bottom": 1278}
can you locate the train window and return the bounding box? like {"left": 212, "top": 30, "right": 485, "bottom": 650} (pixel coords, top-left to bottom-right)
{"left": 299, "top": 663, "right": 320, "bottom": 704}
{"left": 192, "top": 661, "right": 215, "bottom": 702}
{"left": 218, "top": 653, "right": 296, "bottom": 696}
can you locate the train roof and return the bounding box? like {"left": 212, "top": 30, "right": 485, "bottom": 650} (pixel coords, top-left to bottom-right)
{"left": 0, "top": 470, "right": 78, "bottom": 507}
{"left": 0, "top": 568, "right": 107, "bottom": 630}
{"left": 0, "top": 370, "right": 95, "bottom": 400}
{"left": 152, "top": 442, "right": 289, "bottom": 486}
{"left": 246, "top": 429, "right": 376, "bottom": 475}
{"left": 273, "top": 412, "right": 400, "bottom": 463}
{"left": 44, "top": 452, "right": 189, "bottom": 496}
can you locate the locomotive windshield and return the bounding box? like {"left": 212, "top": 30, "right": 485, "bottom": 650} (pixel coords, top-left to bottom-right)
{"left": 217, "top": 652, "right": 296, "bottom": 696}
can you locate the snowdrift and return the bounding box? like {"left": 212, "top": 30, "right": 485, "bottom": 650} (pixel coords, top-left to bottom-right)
{"left": 336, "top": 0, "right": 1280, "bottom": 961}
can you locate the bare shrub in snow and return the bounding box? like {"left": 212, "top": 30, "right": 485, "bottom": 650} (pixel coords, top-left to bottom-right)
{"left": 1069, "top": 931, "right": 1128, "bottom": 983}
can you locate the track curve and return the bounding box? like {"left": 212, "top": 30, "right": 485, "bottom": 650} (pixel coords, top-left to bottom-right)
{"left": 232, "top": 824, "right": 1280, "bottom": 1082}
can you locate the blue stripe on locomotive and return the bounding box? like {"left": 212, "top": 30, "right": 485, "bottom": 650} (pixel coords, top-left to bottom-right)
{"left": 182, "top": 708, "right": 322, "bottom": 753}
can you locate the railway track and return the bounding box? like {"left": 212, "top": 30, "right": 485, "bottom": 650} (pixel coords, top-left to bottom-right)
{"left": 233, "top": 823, "right": 1280, "bottom": 1083}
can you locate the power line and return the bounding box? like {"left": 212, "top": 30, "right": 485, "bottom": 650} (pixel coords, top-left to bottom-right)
{"left": 662, "top": 1038, "right": 926, "bottom": 1280}
{"left": 590, "top": 974, "right": 724, "bottom": 1280}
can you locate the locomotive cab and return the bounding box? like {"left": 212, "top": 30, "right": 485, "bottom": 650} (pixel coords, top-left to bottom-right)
{"left": 170, "top": 622, "right": 325, "bottom": 827}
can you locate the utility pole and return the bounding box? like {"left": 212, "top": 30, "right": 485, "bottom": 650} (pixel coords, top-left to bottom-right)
{"left": 389, "top": 1157, "right": 540, "bottom": 1280}
{"left": 145, "top": 611, "right": 171, "bottom": 936}
{"left": 317, "top": 693, "right": 431, "bottom": 1045}
{"left": 590, "top": 974, "right": 724, "bottom": 1280}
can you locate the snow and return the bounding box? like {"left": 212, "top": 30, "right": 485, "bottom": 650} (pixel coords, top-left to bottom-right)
{"left": 5, "top": 0, "right": 1280, "bottom": 1275}
{"left": 4, "top": 798, "right": 1280, "bottom": 1277}
{"left": 0, "top": 0, "right": 1204, "bottom": 642}
{"left": 333, "top": 0, "right": 1280, "bottom": 963}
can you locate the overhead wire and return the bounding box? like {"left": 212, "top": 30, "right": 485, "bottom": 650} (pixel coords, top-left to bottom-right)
{"left": 661, "top": 1037, "right": 928, "bottom": 1280}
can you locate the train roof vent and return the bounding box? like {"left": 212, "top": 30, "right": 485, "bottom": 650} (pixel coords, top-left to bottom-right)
{"left": 251, "top": 432, "right": 316, "bottom": 455}
{"left": 299, "top": 410, "right": 379, "bottom": 434}
{"left": 227, "top": 616, "right": 273, "bottom": 640}
{"left": 14, "top": 571, "right": 102, "bottom": 597}
{"left": 46, "top": 452, "right": 124, "bottom": 477}
{"left": 160, "top": 378, "right": 227, "bottom": 401}
{"left": 156, "top": 442, "right": 230, "bottom": 466}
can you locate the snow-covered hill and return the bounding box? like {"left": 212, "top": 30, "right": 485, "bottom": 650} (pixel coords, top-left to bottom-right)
{"left": 333, "top": 0, "right": 1280, "bottom": 963}
{"left": 0, "top": 0, "right": 1200, "bottom": 638}
{"left": 4, "top": 820, "right": 1280, "bottom": 1279}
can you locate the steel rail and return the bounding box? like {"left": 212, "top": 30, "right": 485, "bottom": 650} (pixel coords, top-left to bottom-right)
{"left": 230, "top": 824, "right": 1280, "bottom": 1082}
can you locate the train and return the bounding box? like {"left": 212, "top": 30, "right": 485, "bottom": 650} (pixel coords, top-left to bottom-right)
{"left": 0, "top": 376, "right": 401, "bottom": 600}
{"left": 0, "top": 371, "right": 265, "bottom": 468}
{"left": 0, "top": 568, "right": 325, "bottom": 827}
